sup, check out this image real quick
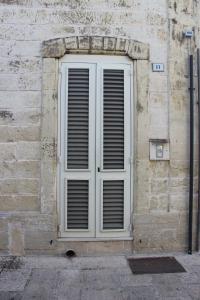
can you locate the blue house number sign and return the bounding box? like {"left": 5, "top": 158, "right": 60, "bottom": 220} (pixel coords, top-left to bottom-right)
{"left": 152, "top": 63, "right": 164, "bottom": 72}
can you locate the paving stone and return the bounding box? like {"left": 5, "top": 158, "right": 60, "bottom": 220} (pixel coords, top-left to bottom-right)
{"left": 81, "top": 269, "right": 125, "bottom": 289}
{"left": 0, "top": 269, "right": 31, "bottom": 292}
{"left": 186, "top": 284, "right": 200, "bottom": 299}
{"left": 81, "top": 288, "right": 124, "bottom": 300}
{"left": 21, "top": 269, "right": 59, "bottom": 300}
{"left": 118, "top": 273, "right": 153, "bottom": 287}
{"left": 120, "top": 286, "right": 160, "bottom": 300}
{"left": 0, "top": 291, "right": 23, "bottom": 300}
{"left": 56, "top": 287, "right": 81, "bottom": 300}
{"left": 57, "top": 269, "right": 81, "bottom": 288}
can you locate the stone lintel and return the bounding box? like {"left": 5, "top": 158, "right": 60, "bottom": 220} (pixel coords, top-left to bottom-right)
{"left": 42, "top": 36, "right": 149, "bottom": 60}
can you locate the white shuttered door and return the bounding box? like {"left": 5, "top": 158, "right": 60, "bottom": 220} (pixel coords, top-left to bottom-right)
{"left": 96, "top": 64, "right": 131, "bottom": 238}
{"left": 59, "top": 56, "right": 132, "bottom": 239}
{"left": 60, "top": 63, "right": 96, "bottom": 238}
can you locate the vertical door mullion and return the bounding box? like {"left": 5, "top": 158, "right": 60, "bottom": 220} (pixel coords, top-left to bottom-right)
{"left": 95, "top": 63, "right": 102, "bottom": 237}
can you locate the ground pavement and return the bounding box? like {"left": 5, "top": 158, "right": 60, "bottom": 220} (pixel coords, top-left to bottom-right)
{"left": 0, "top": 253, "right": 200, "bottom": 300}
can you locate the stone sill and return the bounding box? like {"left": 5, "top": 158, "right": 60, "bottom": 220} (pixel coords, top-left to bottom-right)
{"left": 57, "top": 237, "right": 133, "bottom": 242}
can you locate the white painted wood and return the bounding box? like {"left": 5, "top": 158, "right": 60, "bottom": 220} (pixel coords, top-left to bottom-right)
{"left": 96, "top": 64, "right": 131, "bottom": 238}
{"left": 60, "top": 62, "right": 96, "bottom": 238}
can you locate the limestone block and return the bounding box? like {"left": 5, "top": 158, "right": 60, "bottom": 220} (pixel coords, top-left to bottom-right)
{"left": 65, "top": 36, "right": 77, "bottom": 50}
{"left": 0, "top": 57, "right": 41, "bottom": 74}
{"left": 169, "top": 193, "right": 188, "bottom": 212}
{"left": 14, "top": 40, "right": 40, "bottom": 56}
{"left": 0, "top": 110, "right": 15, "bottom": 125}
{"left": 8, "top": 222, "right": 25, "bottom": 256}
{"left": 0, "top": 195, "right": 40, "bottom": 211}
{"left": 0, "top": 74, "right": 41, "bottom": 91}
{"left": 149, "top": 107, "right": 168, "bottom": 128}
{"left": 170, "top": 91, "right": 188, "bottom": 115}
{"left": 149, "top": 161, "right": 169, "bottom": 178}
{"left": 128, "top": 41, "right": 149, "bottom": 60}
{"left": 91, "top": 36, "right": 104, "bottom": 50}
{"left": 0, "top": 91, "right": 41, "bottom": 109}
{"left": 150, "top": 178, "right": 168, "bottom": 193}
{"left": 23, "top": 214, "right": 57, "bottom": 232}
{"left": 116, "top": 38, "right": 127, "bottom": 52}
{"left": 42, "top": 38, "right": 65, "bottom": 58}
{"left": 0, "top": 160, "right": 40, "bottom": 178}
{"left": 0, "top": 108, "right": 41, "bottom": 126}
{"left": 42, "top": 72, "right": 57, "bottom": 90}
{"left": 149, "top": 73, "right": 168, "bottom": 93}
{"left": 25, "top": 230, "right": 57, "bottom": 250}
{"left": 137, "top": 141, "right": 149, "bottom": 160}
{"left": 42, "top": 58, "right": 57, "bottom": 74}
{"left": 136, "top": 60, "right": 150, "bottom": 147}
{"left": 170, "top": 142, "right": 188, "bottom": 161}
{"left": 134, "top": 212, "right": 179, "bottom": 226}
{"left": 0, "top": 231, "right": 8, "bottom": 251}
{"left": 0, "top": 143, "right": 16, "bottom": 161}
{"left": 170, "top": 160, "right": 189, "bottom": 177}
{"left": 0, "top": 219, "right": 8, "bottom": 250}
{"left": 170, "top": 177, "right": 189, "bottom": 193}
{"left": 41, "top": 160, "right": 56, "bottom": 188}
{"left": 41, "top": 140, "right": 57, "bottom": 160}
{"left": 1, "top": 40, "right": 41, "bottom": 57}
{"left": 41, "top": 92, "right": 57, "bottom": 140}
{"left": 147, "top": 11, "right": 166, "bottom": 26}
{"left": 0, "top": 179, "right": 39, "bottom": 195}
{"left": 41, "top": 195, "right": 57, "bottom": 214}
{"left": 78, "top": 36, "right": 90, "bottom": 50}
{"left": 16, "top": 142, "right": 40, "bottom": 160}
{"left": 170, "top": 121, "right": 189, "bottom": 145}
{"left": 150, "top": 194, "right": 169, "bottom": 212}
{"left": 136, "top": 60, "right": 149, "bottom": 109}
{"left": 0, "top": 126, "right": 40, "bottom": 143}
{"left": 149, "top": 92, "right": 168, "bottom": 109}
{"left": 86, "top": 241, "right": 131, "bottom": 255}
{"left": 149, "top": 126, "right": 168, "bottom": 140}
{"left": 15, "top": 126, "right": 40, "bottom": 142}
{"left": 169, "top": 0, "right": 194, "bottom": 14}
{"left": 103, "top": 37, "right": 116, "bottom": 51}
{"left": 135, "top": 160, "right": 150, "bottom": 213}
{"left": 133, "top": 219, "right": 182, "bottom": 251}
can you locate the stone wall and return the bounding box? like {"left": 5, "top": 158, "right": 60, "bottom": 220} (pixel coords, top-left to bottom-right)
{"left": 0, "top": 0, "right": 199, "bottom": 255}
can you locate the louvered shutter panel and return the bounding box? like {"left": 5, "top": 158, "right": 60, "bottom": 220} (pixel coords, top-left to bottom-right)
{"left": 103, "top": 180, "right": 124, "bottom": 229}
{"left": 66, "top": 68, "right": 89, "bottom": 170}
{"left": 103, "top": 69, "right": 124, "bottom": 170}
{"left": 66, "top": 180, "right": 88, "bottom": 229}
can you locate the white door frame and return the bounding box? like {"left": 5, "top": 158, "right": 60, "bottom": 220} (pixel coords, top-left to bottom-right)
{"left": 58, "top": 55, "right": 134, "bottom": 240}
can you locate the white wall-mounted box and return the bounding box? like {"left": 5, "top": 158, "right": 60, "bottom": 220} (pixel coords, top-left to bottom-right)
{"left": 149, "top": 139, "right": 170, "bottom": 161}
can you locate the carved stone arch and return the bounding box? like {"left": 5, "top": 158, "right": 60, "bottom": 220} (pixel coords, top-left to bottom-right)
{"left": 42, "top": 36, "right": 149, "bottom": 60}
